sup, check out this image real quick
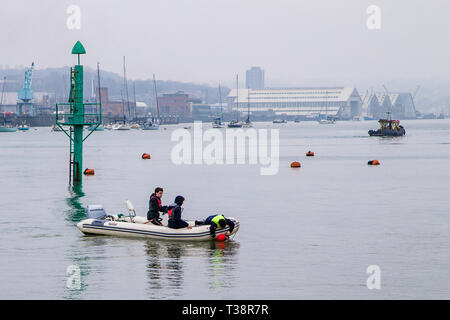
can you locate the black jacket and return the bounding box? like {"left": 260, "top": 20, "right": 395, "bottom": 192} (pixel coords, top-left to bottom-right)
{"left": 147, "top": 193, "right": 167, "bottom": 220}
{"left": 167, "top": 205, "right": 189, "bottom": 229}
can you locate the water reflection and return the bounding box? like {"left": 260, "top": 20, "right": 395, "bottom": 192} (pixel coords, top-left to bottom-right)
{"left": 166, "top": 243, "right": 185, "bottom": 290}
{"left": 63, "top": 184, "right": 92, "bottom": 299}
{"left": 208, "top": 241, "right": 240, "bottom": 291}
{"left": 66, "top": 184, "right": 86, "bottom": 222}
{"left": 144, "top": 240, "right": 240, "bottom": 298}
{"left": 145, "top": 241, "right": 163, "bottom": 292}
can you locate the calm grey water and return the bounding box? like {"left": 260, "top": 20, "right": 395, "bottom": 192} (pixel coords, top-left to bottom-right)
{"left": 1, "top": 120, "right": 450, "bottom": 299}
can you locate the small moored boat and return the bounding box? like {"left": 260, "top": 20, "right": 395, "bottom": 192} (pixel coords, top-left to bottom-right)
{"left": 227, "top": 120, "right": 243, "bottom": 128}
{"left": 113, "top": 123, "right": 131, "bottom": 130}
{"left": 142, "top": 122, "right": 159, "bottom": 130}
{"left": 212, "top": 117, "right": 225, "bottom": 128}
{"left": 0, "top": 125, "right": 17, "bottom": 132}
{"left": 51, "top": 124, "right": 62, "bottom": 132}
{"left": 318, "top": 118, "right": 335, "bottom": 124}
{"left": 18, "top": 124, "right": 30, "bottom": 131}
{"left": 87, "top": 124, "right": 104, "bottom": 131}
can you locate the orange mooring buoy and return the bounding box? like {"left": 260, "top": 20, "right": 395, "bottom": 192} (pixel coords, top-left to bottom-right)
{"left": 142, "top": 153, "right": 151, "bottom": 159}
{"left": 83, "top": 168, "right": 95, "bottom": 175}
{"left": 367, "top": 160, "right": 380, "bottom": 165}
{"left": 290, "top": 161, "right": 301, "bottom": 168}
{"left": 306, "top": 151, "right": 314, "bottom": 157}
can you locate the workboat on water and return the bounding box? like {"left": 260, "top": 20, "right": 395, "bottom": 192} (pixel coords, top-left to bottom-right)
{"left": 77, "top": 202, "right": 240, "bottom": 241}
{"left": 368, "top": 113, "right": 405, "bottom": 137}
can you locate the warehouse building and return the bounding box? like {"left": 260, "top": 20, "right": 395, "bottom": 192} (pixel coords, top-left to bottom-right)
{"left": 227, "top": 87, "right": 362, "bottom": 120}
{"left": 361, "top": 92, "right": 417, "bottom": 119}
{"left": 389, "top": 93, "right": 417, "bottom": 119}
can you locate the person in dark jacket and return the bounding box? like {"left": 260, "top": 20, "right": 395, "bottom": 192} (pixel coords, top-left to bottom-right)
{"left": 195, "top": 214, "right": 235, "bottom": 238}
{"left": 167, "top": 196, "right": 192, "bottom": 229}
{"left": 147, "top": 187, "right": 168, "bottom": 225}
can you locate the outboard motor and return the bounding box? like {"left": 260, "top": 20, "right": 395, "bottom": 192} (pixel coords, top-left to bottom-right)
{"left": 86, "top": 205, "right": 107, "bottom": 220}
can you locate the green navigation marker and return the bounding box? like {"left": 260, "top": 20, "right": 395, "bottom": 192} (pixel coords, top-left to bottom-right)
{"left": 55, "top": 41, "right": 102, "bottom": 186}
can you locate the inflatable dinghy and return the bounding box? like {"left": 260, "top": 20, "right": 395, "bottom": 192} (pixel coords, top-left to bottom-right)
{"left": 76, "top": 201, "right": 239, "bottom": 241}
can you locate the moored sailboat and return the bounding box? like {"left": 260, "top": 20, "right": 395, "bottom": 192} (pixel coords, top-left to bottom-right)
{"left": 228, "top": 74, "right": 244, "bottom": 128}
{"left": 242, "top": 88, "right": 253, "bottom": 128}
{"left": 213, "top": 83, "right": 225, "bottom": 128}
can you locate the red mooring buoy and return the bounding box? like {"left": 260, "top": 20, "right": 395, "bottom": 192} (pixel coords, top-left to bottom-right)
{"left": 83, "top": 168, "right": 95, "bottom": 175}
{"left": 290, "top": 161, "right": 301, "bottom": 168}
{"left": 368, "top": 160, "right": 380, "bottom": 165}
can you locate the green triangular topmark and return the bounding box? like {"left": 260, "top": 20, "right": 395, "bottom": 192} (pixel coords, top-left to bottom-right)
{"left": 71, "top": 41, "right": 86, "bottom": 55}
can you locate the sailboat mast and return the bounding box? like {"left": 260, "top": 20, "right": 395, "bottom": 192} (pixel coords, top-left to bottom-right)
{"left": 133, "top": 81, "right": 137, "bottom": 121}
{"left": 153, "top": 74, "right": 160, "bottom": 122}
{"left": 236, "top": 74, "right": 239, "bottom": 122}
{"left": 247, "top": 87, "right": 250, "bottom": 122}
{"left": 121, "top": 89, "right": 125, "bottom": 120}
{"left": 123, "top": 56, "right": 131, "bottom": 120}
{"left": 0, "top": 77, "right": 6, "bottom": 107}
{"left": 218, "top": 83, "right": 223, "bottom": 121}
{"left": 96, "top": 63, "right": 102, "bottom": 118}
{"left": 91, "top": 79, "right": 95, "bottom": 99}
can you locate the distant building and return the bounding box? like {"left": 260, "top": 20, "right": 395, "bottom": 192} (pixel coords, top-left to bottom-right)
{"left": 227, "top": 87, "right": 362, "bottom": 119}
{"left": 135, "top": 101, "right": 148, "bottom": 116}
{"left": 0, "top": 91, "right": 55, "bottom": 114}
{"left": 375, "top": 93, "right": 392, "bottom": 119}
{"left": 389, "top": 93, "right": 417, "bottom": 119}
{"left": 246, "top": 67, "right": 264, "bottom": 89}
{"left": 157, "top": 91, "right": 201, "bottom": 117}
{"left": 361, "top": 92, "right": 379, "bottom": 118}
{"left": 96, "top": 87, "right": 126, "bottom": 117}
{"left": 361, "top": 92, "right": 417, "bottom": 119}
{"left": 190, "top": 103, "right": 211, "bottom": 120}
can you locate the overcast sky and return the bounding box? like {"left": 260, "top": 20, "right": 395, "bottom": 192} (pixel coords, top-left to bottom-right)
{"left": 1, "top": 0, "right": 449, "bottom": 88}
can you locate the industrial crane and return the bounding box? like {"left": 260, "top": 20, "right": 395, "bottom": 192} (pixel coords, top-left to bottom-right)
{"left": 17, "top": 62, "right": 35, "bottom": 116}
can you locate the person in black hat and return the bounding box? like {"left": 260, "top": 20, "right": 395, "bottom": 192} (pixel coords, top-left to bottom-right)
{"left": 167, "top": 196, "right": 192, "bottom": 229}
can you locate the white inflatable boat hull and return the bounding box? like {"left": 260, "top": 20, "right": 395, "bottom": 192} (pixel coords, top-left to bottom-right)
{"left": 77, "top": 216, "right": 239, "bottom": 241}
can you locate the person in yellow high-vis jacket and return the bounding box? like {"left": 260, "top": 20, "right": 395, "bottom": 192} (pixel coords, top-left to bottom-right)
{"left": 195, "top": 214, "right": 235, "bottom": 238}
